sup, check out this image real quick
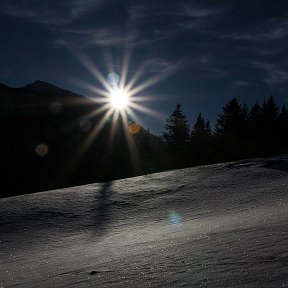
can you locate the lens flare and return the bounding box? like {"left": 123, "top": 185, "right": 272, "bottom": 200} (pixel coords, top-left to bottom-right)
{"left": 129, "top": 122, "right": 141, "bottom": 134}
{"left": 169, "top": 210, "right": 182, "bottom": 225}
{"left": 107, "top": 72, "right": 120, "bottom": 88}
{"left": 35, "top": 143, "right": 48, "bottom": 157}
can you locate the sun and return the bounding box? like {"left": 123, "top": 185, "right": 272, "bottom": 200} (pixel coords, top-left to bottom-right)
{"left": 110, "top": 88, "right": 129, "bottom": 110}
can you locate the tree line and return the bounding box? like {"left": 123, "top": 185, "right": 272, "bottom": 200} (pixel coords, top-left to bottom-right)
{"left": 161, "top": 96, "right": 288, "bottom": 168}
{"left": 1, "top": 81, "right": 287, "bottom": 197}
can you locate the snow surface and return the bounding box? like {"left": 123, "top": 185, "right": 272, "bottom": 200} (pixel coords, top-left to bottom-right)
{"left": 1, "top": 155, "right": 288, "bottom": 287}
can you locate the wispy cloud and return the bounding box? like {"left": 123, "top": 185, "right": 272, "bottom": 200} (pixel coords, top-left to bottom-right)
{"left": 254, "top": 48, "right": 281, "bottom": 56}
{"left": 182, "top": 6, "right": 221, "bottom": 18}
{"left": 1, "top": 1, "right": 222, "bottom": 49}
{"left": 51, "top": 1, "right": 180, "bottom": 49}
{"left": 253, "top": 61, "right": 288, "bottom": 87}
{"left": 176, "top": 3, "right": 222, "bottom": 32}
{"left": 231, "top": 80, "right": 250, "bottom": 88}
{"left": 69, "top": 0, "right": 109, "bottom": 18}
{"left": 53, "top": 26, "right": 138, "bottom": 47}
{"left": 143, "top": 58, "right": 174, "bottom": 74}
{"left": 222, "top": 19, "right": 288, "bottom": 42}
{"left": 52, "top": 26, "right": 178, "bottom": 48}
{"left": 266, "top": 70, "right": 288, "bottom": 86}
{"left": 0, "top": 0, "right": 111, "bottom": 26}
{"left": 127, "top": 3, "right": 149, "bottom": 23}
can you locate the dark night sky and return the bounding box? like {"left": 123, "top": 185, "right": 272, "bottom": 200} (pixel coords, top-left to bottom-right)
{"left": 1, "top": 0, "right": 288, "bottom": 134}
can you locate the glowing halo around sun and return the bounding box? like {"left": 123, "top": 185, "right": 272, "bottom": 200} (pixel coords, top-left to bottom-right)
{"left": 66, "top": 46, "right": 186, "bottom": 171}
{"left": 109, "top": 88, "right": 129, "bottom": 110}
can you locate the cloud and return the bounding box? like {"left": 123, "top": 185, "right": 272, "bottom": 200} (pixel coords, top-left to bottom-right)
{"left": 143, "top": 58, "right": 173, "bottom": 74}
{"left": 254, "top": 48, "right": 281, "bottom": 56}
{"left": 188, "top": 65, "right": 227, "bottom": 80}
{"left": 89, "top": 30, "right": 137, "bottom": 47}
{"left": 223, "top": 28, "right": 286, "bottom": 41}
{"left": 253, "top": 61, "right": 288, "bottom": 87}
{"left": 69, "top": 0, "right": 108, "bottom": 18}
{"left": 265, "top": 70, "right": 288, "bottom": 86}
{"left": 222, "top": 19, "right": 288, "bottom": 42}
{"left": 52, "top": 39, "right": 68, "bottom": 49}
{"left": 231, "top": 80, "right": 250, "bottom": 88}
{"left": 127, "top": 3, "right": 149, "bottom": 23}
{"left": 182, "top": 6, "right": 221, "bottom": 18}
{"left": 176, "top": 3, "right": 222, "bottom": 32}
{"left": 1, "top": 1, "right": 220, "bottom": 49}
{"left": 51, "top": 5, "right": 179, "bottom": 49}
{"left": 199, "top": 55, "right": 211, "bottom": 64}
{"left": 0, "top": 0, "right": 111, "bottom": 26}
{"left": 52, "top": 25, "right": 177, "bottom": 48}
{"left": 126, "top": 2, "right": 223, "bottom": 44}
{"left": 54, "top": 26, "right": 137, "bottom": 45}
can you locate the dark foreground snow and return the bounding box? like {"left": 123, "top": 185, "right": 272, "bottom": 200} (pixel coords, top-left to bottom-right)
{"left": 1, "top": 156, "right": 288, "bottom": 287}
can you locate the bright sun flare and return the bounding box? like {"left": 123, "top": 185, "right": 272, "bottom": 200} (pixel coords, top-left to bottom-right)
{"left": 110, "top": 88, "right": 129, "bottom": 110}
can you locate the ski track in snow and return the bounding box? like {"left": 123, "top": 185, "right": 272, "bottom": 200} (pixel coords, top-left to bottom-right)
{"left": 1, "top": 156, "right": 288, "bottom": 287}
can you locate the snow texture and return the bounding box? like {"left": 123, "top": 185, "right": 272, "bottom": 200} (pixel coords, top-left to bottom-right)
{"left": 1, "top": 155, "right": 288, "bottom": 287}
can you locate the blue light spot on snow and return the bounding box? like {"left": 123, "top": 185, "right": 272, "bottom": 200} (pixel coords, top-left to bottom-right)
{"left": 169, "top": 210, "right": 182, "bottom": 225}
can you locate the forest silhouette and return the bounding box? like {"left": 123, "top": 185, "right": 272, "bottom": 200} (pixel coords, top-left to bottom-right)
{"left": 1, "top": 81, "right": 287, "bottom": 197}
{"left": 163, "top": 96, "right": 288, "bottom": 169}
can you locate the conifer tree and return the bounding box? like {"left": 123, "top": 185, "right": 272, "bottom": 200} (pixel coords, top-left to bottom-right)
{"left": 162, "top": 103, "right": 190, "bottom": 149}
{"left": 248, "top": 102, "right": 262, "bottom": 129}
{"left": 215, "top": 98, "right": 247, "bottom": 135}
{"left": 162, "top": 103, "right": 190, "bottom": 167}
{"left": 279, "top": 105, "right": 288, "bottom": 128}
{"left": 214, "top": 98, "right": 248, "bottom": 159}
{"left": 260, "top": 96, "right": 279, "bottom": 154}
{"left": 277, "top": 104, "right": 288, "bottom": 152}
{"left": 247, "top": 102, "right": 262, "bottom": 154}
{"left": 261, "top": 95, "right": 279, "bottom": 122}
{"left": 190, "top": 113, "right": 214, "bottom": 164}
{"left": 191, "top": 113, "right": 211, "bottom": 141}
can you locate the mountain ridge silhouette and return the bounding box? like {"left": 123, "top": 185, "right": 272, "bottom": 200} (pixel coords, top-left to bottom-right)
{"left": 0, "top": 80, "right": 165, "bottom": 198}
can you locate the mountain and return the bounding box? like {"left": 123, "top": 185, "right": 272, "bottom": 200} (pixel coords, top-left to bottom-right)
{"left": 0, "top": 81, "right": 166, "bottom": 198}
{"left": 0, "top": 80, "right": 96, "bottom": 115}
{"left": 23, "top": 80, "right": 80, "bottom": 96}
{"left": 1, "top": 155, "right": 288, "bottom": 287}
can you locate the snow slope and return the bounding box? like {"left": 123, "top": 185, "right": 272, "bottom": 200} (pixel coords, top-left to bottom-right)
{"left": 1, "top": 155, "right": 288, "bottom": 287}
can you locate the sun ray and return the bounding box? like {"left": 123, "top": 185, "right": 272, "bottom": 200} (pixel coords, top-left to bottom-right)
{"left": 68, "top": 44, "right": 112, "bottom": 91}
{"left": 70, "top": 108, "right": 114, "bottom": 168}
{"left": 62, "top": 102, "right": 110, "bottom": 135}
{"left": 119, "top": 48, "right": 131, "bottom": 90}
{"left": 124, "top": 61, "right": 148, "bottom": 92}
{"left": 128, "top": 73, "right": 168, "bottom": 97}
{"left": 119, "top": 110, "right": 141, "bottom": 174}
{"left": 108, "top": 109, "right": 120, "bottom": 145}
{"left": 125, "top": 107, "right": 146, "bottom": 128}
{"left": 128, "top": 101, "right": 166, "bottom": 120}
{"left": 76, "top": 80, "right": 112, "bottom": 98}
{"left": 82, "top": 103, "right": 111, "bottom": 119}
{"left": 128, "top": 60, "right": 186, "bottom": 97}
{"left": 129, "top": 95, "right": 159, "bottom": 103}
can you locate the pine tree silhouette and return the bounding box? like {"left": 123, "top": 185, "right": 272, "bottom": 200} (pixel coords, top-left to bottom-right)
{"left": 279, "top": 105, "right": 288, "bottom": 152}
{"left": 191, "top": 113, "right": 211, "bottom": 140}
{"left": 162, "top": 103, "right": 190, "bottom": 148}
{"left": 248, "top": 102, "right": 262, "bottom": 155}
{"left": 215, "top": 98, "right": 247, "bottom": 135}
{"left": 215, "top": 98, "right": 248, "bottom": 160}
{"left": 190, "top": 113, "right": 214, "bottom": 164}
{"left": 162, "top": 103, "right": 190, "bottom": 167}
{"left": 260, "top": 96, "right": 279, "bottom": 154}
